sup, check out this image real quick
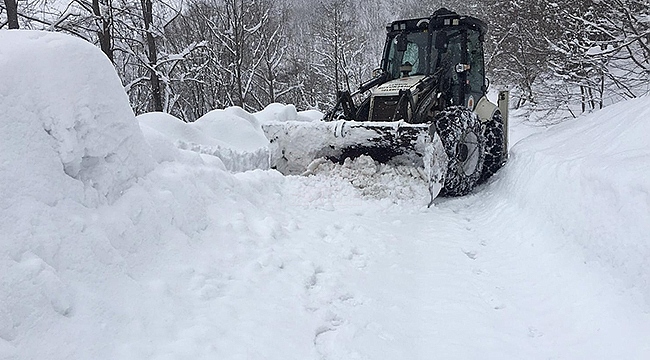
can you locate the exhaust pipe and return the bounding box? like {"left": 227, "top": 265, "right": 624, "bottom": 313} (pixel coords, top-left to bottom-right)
{"left": 498, "top": 90, "right": 509, "bottom": 152}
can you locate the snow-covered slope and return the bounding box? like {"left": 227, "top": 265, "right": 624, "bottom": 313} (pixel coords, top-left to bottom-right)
{"left": 497, "top": 101, "right": 650, "bottom": 298}
{"left": 1, "top": 31, "right": 649, "bottom": 359}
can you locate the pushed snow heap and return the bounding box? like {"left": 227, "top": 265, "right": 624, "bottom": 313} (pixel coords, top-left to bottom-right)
{"left": 138, "top": 107, "right": 272, "bottom": 172}
{"left": 0, "top": 31, "right": 153, "bottom": 206}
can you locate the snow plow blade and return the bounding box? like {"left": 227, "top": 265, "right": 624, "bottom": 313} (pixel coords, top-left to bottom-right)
{"left": 262, "top": 120, "right": 449, "bottom": 203}
{"left": 263, "top": 120, "right": 429, "bottom": 174}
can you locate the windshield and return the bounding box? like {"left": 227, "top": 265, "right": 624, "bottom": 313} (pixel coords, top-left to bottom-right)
{"left": 386, "top": 31, "right": 429, "bottom": 79}
{"left": 385, "top": 29, "right": 464, "bottom": 80}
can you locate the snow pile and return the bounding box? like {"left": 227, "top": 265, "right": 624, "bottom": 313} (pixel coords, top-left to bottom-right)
{"left": 136, "top": 112, "right": 216, "bottom": 166}
{"left": 0, "top": 31, "right": 298, "bottom": 359}
{"left": 0, "top": 31, "right": 153, "bottom": 206}
{"left": 304, "top": 155, "right": 429, "bottom": 203}
{"left": 138, "top": 108, "right": 269, "bottom": 172}
{"left": 138, "top": 104, "right": 321, "bottom": 172}
{"left": 254, "top": 103, "right": 323, "bottom": 123}
{"left": 494, "top": 96, "right": 650, "bottom": 296}
{"left": 194, "top": 107, "right": 269, "bottom": 152}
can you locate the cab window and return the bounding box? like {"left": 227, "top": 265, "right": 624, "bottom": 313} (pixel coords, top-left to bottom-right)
{"left": 467, "top": 30, "right": 485, "bottom": 96}
{"left": 386, "top": 31, "right": 429, "bottom": 78}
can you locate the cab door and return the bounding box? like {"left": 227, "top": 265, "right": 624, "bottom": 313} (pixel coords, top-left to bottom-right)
{"left": 431, "top": 29, "right": 465, "bottom": 107}
{"left": 465, "top": 29, "right": 485, "bottom": 110}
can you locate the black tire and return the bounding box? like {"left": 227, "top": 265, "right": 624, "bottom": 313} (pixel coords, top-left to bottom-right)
{"left": 478, "top": 111, "right": 507, "bottom": 184}
{"left": 434, "top": 106, "right": 485, "bottom": 196}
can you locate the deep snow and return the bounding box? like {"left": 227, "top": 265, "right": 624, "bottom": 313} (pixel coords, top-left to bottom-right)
{"left": 1, "top": 31, "right": 650, "bottom": 359}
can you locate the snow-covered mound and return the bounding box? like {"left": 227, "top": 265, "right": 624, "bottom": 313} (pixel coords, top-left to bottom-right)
{"left": 0, "top": 31, "right": 281, "bottom": 359}
{"left": 137, "top": 104, "right": 321, "bottom": 172}
{"left": 254, "top": 103, "right": 322, "bottom": 123}
{"left": 194, "top": 107, "right": 269, "bottom": 152}
{"left": 494, "top": 97, "right": 650, "bottom": 296}
{"left": 138, "top": 109, "right": 269, "bottom": 172}
{"left": 0, "top": 30, "right": 153, "bottom": 206}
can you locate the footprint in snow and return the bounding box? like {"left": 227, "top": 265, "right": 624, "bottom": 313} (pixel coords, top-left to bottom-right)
{"left": 463, "top": 249, "right": 478, "bottom": 260}
{"left": 528, "top": 326, "right": 544, "bottom": 338}
{"left": 475, "top": 285, "right": 506, "bottom": 310}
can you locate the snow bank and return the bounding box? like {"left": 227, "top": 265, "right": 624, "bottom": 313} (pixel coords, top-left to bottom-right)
{"left": 494, "top": 96, "right": 650, "bottom": 297}
{"left": 0, "top": 30, "right": 157, "bottom": 359}
{"left": 138, "top": 104, "right": 323, "bottom": 173}
{"left": 0, "top": 30, "right": 153, "bottom": 206}
{"left": 0, "top": 30, "right": 300, "bottom": 359}
{"left": 254, "top": 103, "right": 322, "bottom": 123}
{"left": 138, "top": 109, "right": 270, "bottom": 172}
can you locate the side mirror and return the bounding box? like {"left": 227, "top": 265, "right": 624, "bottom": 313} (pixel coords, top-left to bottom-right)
{"left": 435, "top": 32, "right": 448, "bottom": 52}
{"left": 396, "top": 33, "right": 408, "bottom": 52}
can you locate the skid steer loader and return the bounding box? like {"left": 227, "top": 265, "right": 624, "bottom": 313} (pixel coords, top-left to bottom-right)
{"left": 263, "top": 8, "right": 509, "bottom": 203}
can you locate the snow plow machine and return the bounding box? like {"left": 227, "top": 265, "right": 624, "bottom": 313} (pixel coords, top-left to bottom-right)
{"left": 263, "top": 8, "right": 509, "bottom": 204}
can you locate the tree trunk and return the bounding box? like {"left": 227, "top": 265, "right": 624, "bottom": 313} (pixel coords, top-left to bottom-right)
{"left": 4, "top": 0, "right": 19, "bottom": 29}
{"left": 234, "top": 0, "right": 244, "bottom": 108}
{"left": 265, "top": 60, "right": 275, "bottom": 103}
{"left": 92, "top": 0, "right": 113, "bottom": 61}
{"left": 140, "top": 0, "right": 163, "bottom": 112}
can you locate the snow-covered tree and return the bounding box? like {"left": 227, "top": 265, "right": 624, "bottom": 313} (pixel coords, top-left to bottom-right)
{"left": 5, "top": 0, "right": 647, "bottom": 120}
{"left": 251, "top": 3, "right": 292, "bottom": 107}
{"left": 484, "top": 0, "right": 564, "bottom": 109}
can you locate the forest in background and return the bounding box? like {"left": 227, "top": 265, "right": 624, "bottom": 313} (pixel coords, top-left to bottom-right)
{"left": 2, "top": 0, "right": 649, "bottom": 122}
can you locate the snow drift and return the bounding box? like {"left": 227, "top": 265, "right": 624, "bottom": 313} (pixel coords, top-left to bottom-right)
{"left": 495, "top": 100, "right": 650, "bottom": 297}
{"left": 137, "top": 102, "right": 318, "bottom": 172}
{"left": 0, "top": 30, "right": 153, "bottom": 207}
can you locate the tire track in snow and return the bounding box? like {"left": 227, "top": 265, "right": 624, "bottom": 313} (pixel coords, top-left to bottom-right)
{"left": 274, "top": 170, "right": 650, "bottom": 359}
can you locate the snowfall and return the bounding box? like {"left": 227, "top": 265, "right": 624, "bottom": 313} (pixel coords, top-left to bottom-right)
{"left": 1, "top": 30, "right": 650, "bottom": 360}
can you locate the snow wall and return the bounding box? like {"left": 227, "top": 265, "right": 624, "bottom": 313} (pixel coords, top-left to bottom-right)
{"left": 0, "top": 30, "right": 154, "bottom": 207}
{"left": 494, "top": 99, "right": 650, "bottom": 296}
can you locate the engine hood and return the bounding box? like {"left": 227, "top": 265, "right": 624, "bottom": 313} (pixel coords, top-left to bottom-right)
{"left": 372, "top": 75, "right": 426, "bottom": 97}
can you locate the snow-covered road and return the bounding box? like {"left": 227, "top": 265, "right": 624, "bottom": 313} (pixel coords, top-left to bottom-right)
{"left": 79, "top": 162, "right": 647, "bottom": 360}
{"left": 216, "top": 170, "right": 650, "bottom": 360}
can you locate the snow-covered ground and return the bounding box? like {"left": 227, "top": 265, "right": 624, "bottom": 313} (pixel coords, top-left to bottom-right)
{"left": 1, "top": 31, "right": 649, "bottom": 359}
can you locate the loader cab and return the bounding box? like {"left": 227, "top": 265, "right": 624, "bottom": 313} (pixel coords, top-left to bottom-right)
{"left": 381, "top": 8, "right": 487, "bottom": 110}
